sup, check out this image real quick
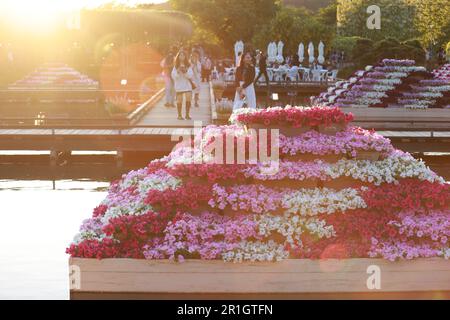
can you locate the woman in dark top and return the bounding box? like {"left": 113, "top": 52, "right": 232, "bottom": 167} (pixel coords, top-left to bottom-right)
{"left": 233, "top": 51, "right": 257, "bottom": 110}
{"left": 254, "top": 51, "right": 269, "bottom": 87}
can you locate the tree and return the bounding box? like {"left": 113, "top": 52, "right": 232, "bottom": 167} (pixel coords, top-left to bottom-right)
{"left": 337, "top": 0, "right": 418, "bottom": 41}
{"left": 170, "top": 0, "right": 279, "bottom": 48}
{"left": 252, "top": 6, "right": 336, "bottom": 56}
{"left": 407, "top": 0, "right": 450, "bottom": 48}
{"left": 317, "top": 0, "right": 338, "bottom": 27}
{"left": 283, "top": 0, "right": 334, "bottom": 11}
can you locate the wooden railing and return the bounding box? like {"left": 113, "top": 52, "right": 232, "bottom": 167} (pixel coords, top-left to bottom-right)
{"left": 127, "top": 88, "right": 164, "bottom": 125}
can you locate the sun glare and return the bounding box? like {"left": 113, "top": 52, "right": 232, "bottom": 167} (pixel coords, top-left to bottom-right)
{"left": 0, "top": 0, "right": 167, "bottom": 31}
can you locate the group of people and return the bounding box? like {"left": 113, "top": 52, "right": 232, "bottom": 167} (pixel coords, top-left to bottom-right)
{"left": 160, "top": 46, "right": 337, "bottom": 116}
{"left": 161, "top": 46, "right": 213, "bottom": 120}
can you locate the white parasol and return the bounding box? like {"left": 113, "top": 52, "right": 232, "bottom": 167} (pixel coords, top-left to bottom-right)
{"left": 298, "top": 43, "right": 305, "bottom": 63}
{"left": 268, "top": 42, "right": 277, "bottom": 63}
{"left": 276, "top": 41, "right": 284, "bottom": 63}
{"left": 308, "top": 42, "right": 315, "bottom": 64}
{"left": 318, "top": 41, "right": 325, "bottom": 64}
{"left": 234, "top": 41, "right": 244, "bottom": 66}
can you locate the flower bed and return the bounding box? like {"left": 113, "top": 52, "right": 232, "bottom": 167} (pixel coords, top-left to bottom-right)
{"left": 314, "top": 59, "right": 450, "bottom": 109}
{"left": 68, "top": 107, "right": 450, "bottom": 269}
{"left": 230, "top": 106, "right": 353, "bottom": 130}
{"left": 8, "top": 63, "right": 99, "bottom": 90}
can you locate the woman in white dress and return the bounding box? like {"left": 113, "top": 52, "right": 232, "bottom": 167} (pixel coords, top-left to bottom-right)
{"left": 233, "top": 51, "right": 257, "bottom": 110}
{"left": 190, "top": 50, "right": 202, "bottom": 108}
{"left": 172, "top": 50, "right": 194, "bottom": 120}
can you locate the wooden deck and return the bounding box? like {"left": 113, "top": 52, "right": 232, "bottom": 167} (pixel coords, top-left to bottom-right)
{"left": 0, "top": 84, "right": 211, "bottom": 153}
{"left": 137, "top": 83, "right": 211, "bottom": 126}
{"left": 0, "top": 127, "right": 195, "bottom": 152}
{"left": 69, "top": 258, "right": 450, "bottom": 300}
{"left": 344, "top": 108, "right": 450, "bottom": 130}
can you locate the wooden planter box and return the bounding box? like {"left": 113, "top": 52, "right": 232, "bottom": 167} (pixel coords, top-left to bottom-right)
{"left": 317, "top": 124, "right": 347, "bottom": 135}
{"left": 354, "top": 150, "right": 381, "bottom": 161}
{"left": 213, "top": 88, "right": 225, "bottom": 101}
{"left": 215, "top": 112, "right": 232, "bottom": 122}
{"left": 254, "top": 178, "right": 318, "bottom": 189}
{"left": 69, "top": 258, "right": 450, "bottom": 299}
{"left": 283, "top": 153, "right": 342, "bottom": 163}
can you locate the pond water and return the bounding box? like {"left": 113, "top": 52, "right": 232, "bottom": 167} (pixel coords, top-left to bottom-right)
{"left": 0, "top": 180, "right": 108, "bottom": 299}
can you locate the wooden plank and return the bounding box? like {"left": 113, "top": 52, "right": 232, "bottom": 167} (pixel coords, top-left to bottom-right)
{"left": 2, "top": 129, "right": 52, "bottom": 135}
{"left": 127, "top": 88, "right": 165, "bottom": 125}
{"left": 71, "top": 290, "right": 450, "bottom": 300}
{"left": 127, "top": 128, "right": 140, "bottom": 135}
{"left": 70, "top": 258, "right": 450, "bottom": 294}
{"left": 137, "top": 83, "right": 212, "bottom": 126}
{"left": 379, "top": 131, "right": 435, "bottom": 138}
{"left": 343, "top": 108, "right": 450, "bottom": 122}
{"left": 435, "top": 132, "right": 450, "bottom": 138}
{"left": 160, "top": 128, "right": 170, "bottom": 135}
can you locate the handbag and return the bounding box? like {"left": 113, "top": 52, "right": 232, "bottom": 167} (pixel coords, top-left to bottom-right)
{"left": 189, "top": 79, "right": 197, "bottom": 90}
{"left": 233, "top": 89, "right": 247, "bottom": 110}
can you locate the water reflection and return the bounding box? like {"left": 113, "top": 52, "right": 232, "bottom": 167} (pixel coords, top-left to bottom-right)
{"left": 0, "top": 179, "right": 108, "bottom": 299}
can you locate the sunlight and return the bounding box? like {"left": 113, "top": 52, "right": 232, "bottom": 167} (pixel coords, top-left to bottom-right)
{"left": 0, "top": 0, "right": 167, "bottom": 31}
{"left": 1, "top": 1, "right": 67, "bottom": 30}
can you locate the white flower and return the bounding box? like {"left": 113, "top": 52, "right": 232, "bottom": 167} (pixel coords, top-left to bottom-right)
{"left": 222, "top": 240, "right": 289, "bottom": 262}
{"left": 282, "top": 187, "right": 367, "bottom": 216}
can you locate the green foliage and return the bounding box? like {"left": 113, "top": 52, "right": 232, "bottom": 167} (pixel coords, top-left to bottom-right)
{"left": 337, "top": 0, "right": 418, "bottom": 41}
{"left": 171, "top": 0, "right": 279, "bottom": 48}
{"left": 407, "top": 0, "right": 450, "bottom": 48}
{"left": 82, "top": 9, "right": 193, "bottom": 55}
{"left": 446, "top": 42, "right": 450, "bottom": 59}
{"left": 337, "top": 66, "right": 357, "bottom": 79}
{"left": 331, "top": 36, "right": 360, "bottom": 54}
{"left": 316, "top": 0, "right": 338, "bottom": 26}
{"left": 352, "top": 38, "right": 375, "bottom": 66}
{"left": 189, "top": 27, "right": 224, "bottom": 57}
{"left": 252, "top": 5, "right": 336, "bottom": 55}
{"left": 337, "top": 0, "right": 450, "bottom": 48}
{"left": 283, "top": 0, "right": 334, "bottom": 11}
{"left": 348, "top": 37, "right": 426, "bottom": 68}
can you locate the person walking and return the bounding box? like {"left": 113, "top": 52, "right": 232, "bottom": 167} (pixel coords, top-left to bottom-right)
{"left": 217, "top": 61, "right": 226, "bottom": 81}
{"left": 160, "top": 49, "right": 176, "bottom": 108}
{"left": 190, "top": 50, "right": 202, "bottom": 108}
{"left": 233, "top": 51, "right": 257, "bottom": 110}
{"left": 172, "top": 50, "right": 194, "bottom": 120}
{"left": 254, "top": 51, "right": 269, "bottom": 87}
{"left": 201, "top": 56, "right": 212, "bottom": 82}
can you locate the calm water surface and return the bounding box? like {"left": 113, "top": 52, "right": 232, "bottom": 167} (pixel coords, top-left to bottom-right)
{"left": 0, "top": 180, "right": 108, "bottom": 299}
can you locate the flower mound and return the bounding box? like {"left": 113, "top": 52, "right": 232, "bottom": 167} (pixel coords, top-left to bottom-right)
{"left": 67, "top": 107, "right": 449, "bottom": 262}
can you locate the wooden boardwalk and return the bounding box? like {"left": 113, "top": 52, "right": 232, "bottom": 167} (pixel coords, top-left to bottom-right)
{"left": 137, "top": 83, "right": 212, "bottom": 127}
{"left": 0, "top": 84, "right": 449, "bottom": 153}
